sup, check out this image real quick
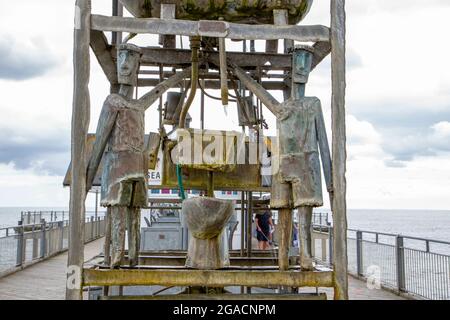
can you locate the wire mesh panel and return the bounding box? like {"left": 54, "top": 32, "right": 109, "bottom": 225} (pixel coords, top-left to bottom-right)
{"left": 346, "top": 230, "right": 357, "bottom": 275}
{"left": 63, "top": 223, "right": 69, "bottom": 250}
{"left": 0, "top": 236, "right": 17, "bottom": 274}
{"left": 361, "top": 241, "right": 397, "bottom": 288}
{"left": 404, "top": 249, "right": 450, "bottom": 300}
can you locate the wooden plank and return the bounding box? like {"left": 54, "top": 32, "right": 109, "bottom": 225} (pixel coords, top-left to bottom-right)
{"left": 67, "top": 0, "right": 90, "bottom": 300}
{"left": 90, "top": 15, "right": 330, "bottom": 42}
{"left": 232, "top": 66, "right": 282, "bottom": 115}
{"left": 138, "top": 48, "right": 292, "bottom": 69}
{"left": 331, "top": 0, "right": 349, "bottom": 300}
{"left": 100, "top": 293, "right": 328, "bottom": 300}
{"left": 159, "top": 3, "right": 176, "bottom": 48}
{"left": 139, "top": 68, "right": 192, "bottom": 111}
{"left": 312, "top": 41, "right": 332, "bottom": 70}
{"left": 90, "top": 30, "right": 117, "bottom": 85}
{"left": 138, "top": 78, "right": 287, "bottom": 91}
{"left": 83, "top": 269, "right": 334, "bottom": 288}
{"left": 136, "top": 250, "right": 279, "bottom": 257}
{"left": 131, "top": 256, "right": 279, "bottom": 267}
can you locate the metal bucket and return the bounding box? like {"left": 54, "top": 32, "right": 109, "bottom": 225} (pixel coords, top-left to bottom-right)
{"left": 182, "top": 197, "right": 235, "bottom": 269}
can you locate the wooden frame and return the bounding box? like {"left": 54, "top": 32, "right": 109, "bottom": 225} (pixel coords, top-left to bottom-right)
{"left": 68, "top": 0, "right": 347, "bottom": 300}
{"left": 83, "top": 269, "right": 334, "bottom": 288}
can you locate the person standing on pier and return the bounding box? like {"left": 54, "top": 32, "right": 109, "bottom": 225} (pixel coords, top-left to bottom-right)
{"left": 255, "top": 210, "right": 274, "bottom": 250}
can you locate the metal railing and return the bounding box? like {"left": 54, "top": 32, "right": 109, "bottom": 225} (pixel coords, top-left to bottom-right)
{"left": 0, "top": 215, "right": 106, "bottom": 278}
{"left": 19, "top": 210, "right": 103, "bottom": 225}
{"left": 348, "top": 229, "right": 450, "bottom": 300}
{"left": 310, "top": 214, "right": 450, "bottom": 300}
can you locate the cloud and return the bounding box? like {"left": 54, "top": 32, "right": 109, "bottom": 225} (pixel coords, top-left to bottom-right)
{"left": 0, "top": 126, "right": 70, "bottom": 175}
{"left": 0, "top": 106, "right": 70, "bottom": 175}
{"left": 382, "top": 121, "right": 450, "bottom": 166}
{"left": 0, "top": 35, "right": 60, "bottom": 80}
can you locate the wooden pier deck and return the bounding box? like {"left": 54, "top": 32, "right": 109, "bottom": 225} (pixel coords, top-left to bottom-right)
{"left": 0, "top": 239, "right": 404, "bottom": 300}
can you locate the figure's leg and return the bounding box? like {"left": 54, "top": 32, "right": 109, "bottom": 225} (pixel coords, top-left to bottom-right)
{"left": 278, "top": 208, "right": 293, "bottom": 271}
{"left": 110, "top": 206, "right": 126, "bottom": 268}
{"left": 298, "top": 206, "right": 314, "bottom": 271}
{"left": 103, "top": 207, "right": 112, "bottom": 267}
{"left": 127, "top": 207, "right": 141, "bottom": 267}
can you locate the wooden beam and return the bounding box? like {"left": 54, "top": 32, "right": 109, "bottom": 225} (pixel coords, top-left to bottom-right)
{"left": 90, "top": 30, "right": 117, "bottom": 85}
{"left": 67, "top": 0, "right": 91, "bottom": 300}
{"left": 83, "top": 269, "right": 334, "bottom": 288}
{"left": 159, "top": 3, "right": 176, "bottom": 48}
{"left": 100, "top": 293, "right": 328, "bottom": 300}
{"left": 331, "top": 0, "right": 349, "bottom": 300}
{"left": 91, "top": 15, "right": 330, "bottom": 42}
{"left": 137, "top": 250, "right": 279, "bottom": 257}
{"left": 138, "top": 78, "right": 287, "bottom": 91}
{"left": 131, "top": 255, "right": 279, "bottom": 267}
{"left": 138, "top": 47, "right": 292, "bottom": 70}
{"left": 312, "top": 41, "right": 332, "bottom": 70}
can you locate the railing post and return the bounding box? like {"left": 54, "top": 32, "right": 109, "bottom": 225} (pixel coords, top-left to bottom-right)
{"left": 32, "top": 224, "right": 39, "bottom": 259}
{"left": 90, "top": 216, "right": 94, "bottom": 241}
{"left": 59, "top": 221, "right": 64, "bottom": 252}
{"left": 40, "top": 219, "right": 47, "bottom": 258}
{"left": 16, "top": 221, "right": 24, "bottom": 267}
{"left": 356, "top": 231, "right": 363, "bottom": 277}
{"left": 328, "top": 226, "right": 333, "bottom": 265}
{"left": 396, "top": 236, "right": 406, "bottom": 292}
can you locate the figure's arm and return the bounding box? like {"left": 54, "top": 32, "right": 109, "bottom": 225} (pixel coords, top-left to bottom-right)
{"left": 86, "top": 99, "right": 118, "bottom": 192}
{"left": 315, "top": 99, "right": 333, "bottom": 194}
{"left": 231, "top": 66, "right": 284, "bottom": 118}
{"left": 138, "top": 68, "right": 192, "bottom": 111}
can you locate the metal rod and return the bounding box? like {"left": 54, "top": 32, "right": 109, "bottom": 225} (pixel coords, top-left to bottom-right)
{"left": 178, "top": 37, "right": 200, "bottom": 128}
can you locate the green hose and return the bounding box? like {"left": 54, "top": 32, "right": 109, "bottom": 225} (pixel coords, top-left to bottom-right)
{"left": 176, "top": 164, "right": 186, "bottom": 200}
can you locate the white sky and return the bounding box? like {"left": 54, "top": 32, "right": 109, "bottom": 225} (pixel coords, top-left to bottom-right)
{"left": 0, "top": 1, "right": 449, "bottom": 210}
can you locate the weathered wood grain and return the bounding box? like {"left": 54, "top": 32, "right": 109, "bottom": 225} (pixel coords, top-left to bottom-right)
{"left": 90, "top": 15, "right": 330, "bottom": 42}
{"left": 67, "top": 0, "right": 91, "bottom": 300}
{"left": 90, "top": 30, "right": 117, "bottom": 85}
{"left": 83, "top": 269, "right": 334, "bottom": 288}
{"left": 331, "top": 0, "right": 349, "bottom": 300}
{"left": 138, "top": 78, "right": 287, "bottom": 91}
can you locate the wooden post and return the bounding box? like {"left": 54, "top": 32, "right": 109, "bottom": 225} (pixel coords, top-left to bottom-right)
{"left": 66, "top": 0, "right": 91, "bottom": 300}
{"left": 331, "top": 0, "right": 348, "bottom": 300}
{"left": 112, "top": 0, "right": 123, "bottom": 45}
{"left": 278, "top": 9, "right": 293, "bottom": 274}
{"left": 160, "top": 3, "right": 176, "bottom": 48}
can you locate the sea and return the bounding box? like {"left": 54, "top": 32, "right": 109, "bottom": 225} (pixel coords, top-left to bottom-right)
{"left": 1, "top": 207, "right": 449, "bottom": 243}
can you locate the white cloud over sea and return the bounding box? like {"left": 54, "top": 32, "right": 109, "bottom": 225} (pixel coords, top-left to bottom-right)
{"left": 0, "top": 1, "right": 449, "bottom": 210}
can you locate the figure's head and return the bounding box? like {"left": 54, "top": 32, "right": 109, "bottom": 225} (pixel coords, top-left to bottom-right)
{"left": 117, "top": 43, "right": 142, "bottom": 86}
{"left": 291, "top": 45, "right": 314, "bottom": 84}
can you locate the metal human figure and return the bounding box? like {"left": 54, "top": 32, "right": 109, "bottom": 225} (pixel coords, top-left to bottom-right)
{"left": 234, "top": 45, "right": 333, "bottom": 270}
{"left": 274, "top": 45, "right": 333, "bottom": 270}
{"left": 86, "top": 44, "right": 146, "bottom": 267}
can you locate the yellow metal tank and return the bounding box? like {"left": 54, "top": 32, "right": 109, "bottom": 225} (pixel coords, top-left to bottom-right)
{"left": 119, "top": 0, "right": 313, "bottom": 24}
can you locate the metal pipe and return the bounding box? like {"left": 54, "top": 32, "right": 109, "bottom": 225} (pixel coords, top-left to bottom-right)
{"left": 178, "top": 36, "right": 200, "bottom": 128}
{"left": 219, "top": 35, "right": 229, "bottom": 108}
